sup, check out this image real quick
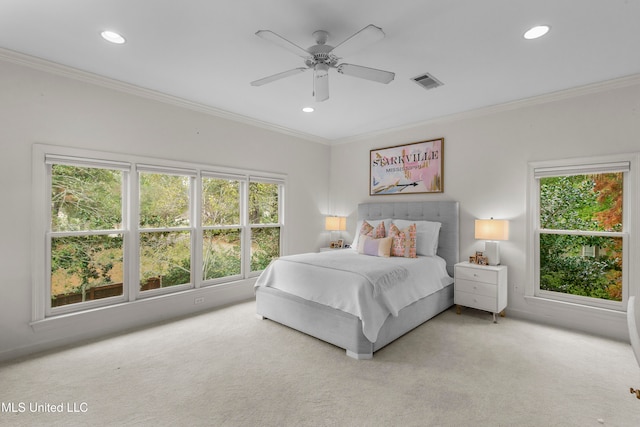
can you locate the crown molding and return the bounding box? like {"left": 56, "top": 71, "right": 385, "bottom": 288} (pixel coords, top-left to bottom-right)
{"left": 3, "top": 47, "right": 638, "bottom": 148}
{"left": 332, "top": 72, "right": 640, "bottom": 146}
{"left": 0, "top": 47, "right": 331, "bottom": 146}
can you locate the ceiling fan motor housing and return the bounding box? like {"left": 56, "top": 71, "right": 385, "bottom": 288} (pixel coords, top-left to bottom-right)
{"left": 305, "top": 43, "right": 338, "bottom": 68}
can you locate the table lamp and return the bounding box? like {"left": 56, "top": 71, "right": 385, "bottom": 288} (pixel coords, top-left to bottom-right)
{"left": 474, "top": 218, "right": 509, "bottom": 265}
{"left": 325, "top": 216, "right": 347, "bottom": 245}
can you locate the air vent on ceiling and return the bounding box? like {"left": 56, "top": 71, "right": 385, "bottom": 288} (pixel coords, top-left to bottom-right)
{"left": 411, "top": 72, "right": 443, "bottom": 90}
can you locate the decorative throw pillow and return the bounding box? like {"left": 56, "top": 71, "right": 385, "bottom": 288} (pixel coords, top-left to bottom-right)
{"left": 388, "top": 223, "right": 417, "bottom": 258}
{"left": 351, "top": 219, "right": 392, "bottom": 248}
{"left": 358, "top": 220, "right": 386, "bottom": 239}
{"left": 357, "top": 235, "right": 392, "bottom": 257}
{"left": 368, "top": 221, "right": 386, "bottom": 239}
{"left": 358, "top": 220, "right": 374, "bottom": 237}
{"left": 392, "top": 220, "right": 441, "bottom": 256}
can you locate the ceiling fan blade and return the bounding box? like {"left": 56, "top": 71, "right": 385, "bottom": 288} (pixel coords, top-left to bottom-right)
{"left": 313, "top": 64, "right": 329, "bottom": 102}
{"left": 331, "top": 24, "right": 385, "bottom": 58}
{"left": 251, "top": 67, "right": 309, "bottom": 86}
{"left": 337, "top": 63, "right": 395, "bottom": 84}
{"left": 255, "top": 30, "right": 311, "bottom": 59}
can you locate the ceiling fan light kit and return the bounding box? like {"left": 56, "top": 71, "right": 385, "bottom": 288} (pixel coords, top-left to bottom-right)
{"left": 251, "top": 24, "right": 395, "bottom": 102}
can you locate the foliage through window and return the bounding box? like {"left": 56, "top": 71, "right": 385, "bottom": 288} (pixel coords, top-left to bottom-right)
{"left": 40, "top": 147, "right": 285, "bottom": 317}
{"left": 138, "top": 171, "right": 192, "bottom": 291}
{"left": 249, "top": 181, "right": 281, "bottom": 272}
{"left": 50, "top": 164, "right": 124, "bottom": 307}
{"left": 202, "top": 176, "right": 242, "bottom": 281}
{"left": 532, "top": 158, "right": 630, "bottom": 310}
{"left": 539, "top": 173, "right": 623, "bottom": 301}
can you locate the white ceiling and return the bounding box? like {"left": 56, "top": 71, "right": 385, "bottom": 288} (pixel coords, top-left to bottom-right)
{"left": 1, "top": 0, "right": 639, "bottom": 143}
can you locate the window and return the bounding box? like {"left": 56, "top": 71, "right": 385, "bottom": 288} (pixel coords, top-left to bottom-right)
{"left": 49, "top": 161, "right": 127, "bottom": 311}
{"left": 529, "top": 155, "right": 638, "bottom": 311}
{"left": 201, "top": 174, "right": 243, "bottom": 282}
{"left": 34, "top": 145, "right": 285, "bottom": 319}
{"left": 138, "top": 167, "right": 194, "bottom": 294}
{"left": 248, "top": 179, "right": 283, "bottom": 274}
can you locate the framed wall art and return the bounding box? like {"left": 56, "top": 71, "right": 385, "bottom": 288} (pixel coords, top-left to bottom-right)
{"left": 370, "top": 138, "right": 444, "bottom": 195}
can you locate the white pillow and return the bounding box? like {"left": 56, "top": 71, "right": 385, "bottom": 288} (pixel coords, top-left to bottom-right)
{"left": 391, "top": 220, "right": 441, "bottom": 256}
{"left": 351, "top": 218, "right": 392, "bottom": 249}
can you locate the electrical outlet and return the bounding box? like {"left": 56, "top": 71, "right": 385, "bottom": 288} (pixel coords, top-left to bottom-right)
{"left": 194, "top": 297, "right": 205, "bottom": 305}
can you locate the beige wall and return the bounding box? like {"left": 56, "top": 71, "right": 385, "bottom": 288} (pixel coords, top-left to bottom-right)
{"left": 329, "top": 76, "right": 640, "bottom": 340}
{"left": 0, "top": 57, "right": 330, "bottom": 361}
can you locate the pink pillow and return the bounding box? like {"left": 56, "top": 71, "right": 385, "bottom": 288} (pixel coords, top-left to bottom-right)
{"left": 388, "top": 223, "right": 417, "bottom": 258}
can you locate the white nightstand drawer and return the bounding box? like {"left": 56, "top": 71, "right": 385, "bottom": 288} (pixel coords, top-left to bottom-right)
{"left": 455, "top": 291, "right": 497, "bottom": 313}
{"left": 455, "top": 278, "right": 496, "bottom": 298}
{"left": 455, "top": 266, "right": 498, "bottom": 284}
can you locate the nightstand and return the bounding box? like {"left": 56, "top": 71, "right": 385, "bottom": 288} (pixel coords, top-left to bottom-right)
{"left": 454, "top": 261, "right": 507, "bottom": 323}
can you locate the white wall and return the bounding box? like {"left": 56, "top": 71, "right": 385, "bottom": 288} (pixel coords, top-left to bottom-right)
{"left": 2, "top": 51, "right": 638, "bottom": 362}
{"left": 330, "top": 76, "right": 640, "bottom": 341}
{"left": 0, "top": 57, "right": 331, "bottom": 361}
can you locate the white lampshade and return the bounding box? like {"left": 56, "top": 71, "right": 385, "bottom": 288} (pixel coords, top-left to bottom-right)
{"left": 475, "top": 219, "right": 509, "bottom": 241}
{"left": 325, "top": 216, "right": 347, "bottom": 231}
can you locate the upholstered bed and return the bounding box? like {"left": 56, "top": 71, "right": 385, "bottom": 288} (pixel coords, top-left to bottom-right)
{"left": 255, "top": 201, "right": 459, "bottom": 359}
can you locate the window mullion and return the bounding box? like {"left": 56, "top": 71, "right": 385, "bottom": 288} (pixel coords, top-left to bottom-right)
{"left": 241, "top": 180, "right": 249, "bottom": 279}
{"left": 121, "top": 169, "right": 131, "bottom": 302}
{"left": 128, "top": 168, "right": 140, "bottom": 302}
{"left": 192, "top": 174, "right": 201, "bottom": 288}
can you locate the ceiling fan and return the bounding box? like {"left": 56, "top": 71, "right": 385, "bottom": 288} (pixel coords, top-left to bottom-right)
{"left": 250, "top": 24, "right": 395, "bottom": 102}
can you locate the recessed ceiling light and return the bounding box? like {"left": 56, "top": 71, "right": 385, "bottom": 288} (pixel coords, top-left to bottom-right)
{"left": 101, "top": 30, "right": 126, "bottom": 44}
{"left": 302, "top": 107, "right": 314, "bottom": 113}
{"left": 524, "top": 25, "right": 550, "bottom": 40}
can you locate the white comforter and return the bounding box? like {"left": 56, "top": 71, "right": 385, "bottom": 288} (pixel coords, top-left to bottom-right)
{"left": 254, "top": 249, "right": 453, "bottom": 342}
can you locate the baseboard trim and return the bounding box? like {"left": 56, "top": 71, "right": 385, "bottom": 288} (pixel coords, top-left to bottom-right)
{"left": 1, "top": 280, "right": 255, "bottom": 363}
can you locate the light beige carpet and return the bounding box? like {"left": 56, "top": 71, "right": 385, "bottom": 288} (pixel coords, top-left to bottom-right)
{"left": 1, "top": 300, "right": 639, "bottom": 427}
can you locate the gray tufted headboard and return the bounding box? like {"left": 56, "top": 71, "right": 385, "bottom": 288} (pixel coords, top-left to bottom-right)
{"left": 358, "top": 201, "right": 459, "bottom": 277}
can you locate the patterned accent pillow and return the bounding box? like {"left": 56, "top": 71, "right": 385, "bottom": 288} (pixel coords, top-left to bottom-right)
{"left": 358, "top": 221, "right": 374, "bottom": 237}
{"left": 351, "top": 219, "right": 392, "bottom": 249}
{"left": 392, "top": 220, "right": 441, "bottom": 256}
{"left": 357, "top": 235, "right": 392, "bottom": 257}
{"left": 360, "top": 220, "right": 386, "bottom": 239}
{"left": 388, "top": 223, "right": 417, "bottom": 258}
{"left": 370, "top": 221, "right": 386, "bottom": 238}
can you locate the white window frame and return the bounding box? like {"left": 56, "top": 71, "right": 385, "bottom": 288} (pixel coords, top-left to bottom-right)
{"left": 32, "top": 144, "right": 286, "bottom": 322}
{"left": 135, "top": 165, "right": 197, "bottom": 299}
{"left": 246, "top": 176, "right": 285, "bottom": 278}
{"left": 200, "top": 171, "right": 246, "bottom": 285}
{"left": 527, "top": 153, "right": 640, "bottom": 312}
{"left": 44, "top": 155, "right": 131, "bottom": 317}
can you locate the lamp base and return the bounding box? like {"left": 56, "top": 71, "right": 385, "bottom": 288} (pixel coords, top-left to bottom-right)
{"left": 484, "top": 241, "right": 500, "bottom": 266}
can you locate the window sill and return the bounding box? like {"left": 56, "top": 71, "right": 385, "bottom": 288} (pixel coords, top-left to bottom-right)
{"left": 523, "top": 295, "right": 626, "bottom": 319}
